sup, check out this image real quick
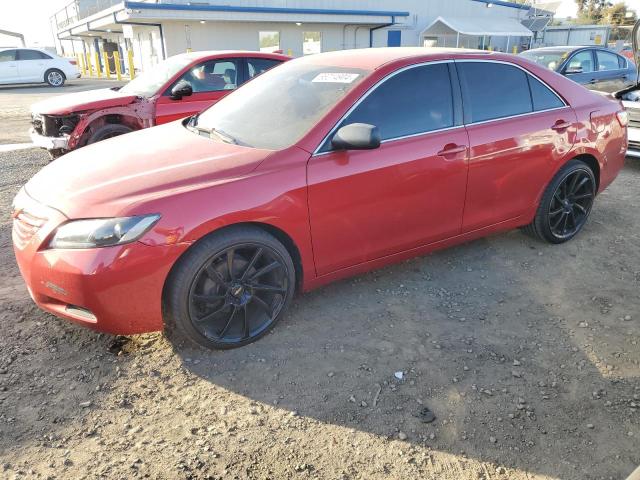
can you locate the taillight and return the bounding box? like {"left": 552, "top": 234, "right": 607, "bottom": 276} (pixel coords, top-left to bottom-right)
{"left": 616, "top": 110, "right": 628, "bottom": 127}
{"left": 68, "top": 59, "right": 77, "bottom": 65}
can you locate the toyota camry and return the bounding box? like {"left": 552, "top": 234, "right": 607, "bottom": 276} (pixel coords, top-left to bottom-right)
{"left": 12, "top": 48, "right": 628, "bottom": 349}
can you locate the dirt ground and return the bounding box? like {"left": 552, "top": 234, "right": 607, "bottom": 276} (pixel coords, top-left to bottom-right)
{"left": 0, "top": 86, "right": 638, "bottom": 480}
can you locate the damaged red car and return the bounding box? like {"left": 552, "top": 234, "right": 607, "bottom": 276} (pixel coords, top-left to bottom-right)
{"left": 29, "top": 50, "right": 288, "bottom": 157}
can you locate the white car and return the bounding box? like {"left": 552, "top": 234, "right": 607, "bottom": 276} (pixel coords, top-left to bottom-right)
{"left": 0, "top": 48, "right": 80, "bottom": 87}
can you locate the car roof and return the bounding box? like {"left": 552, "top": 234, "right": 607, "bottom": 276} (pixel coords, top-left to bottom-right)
{"left": 297, "top": 47, "right": 495, "bottom": 70}
{"left": 174, "top": 50, "right": 289, "bottom": 61}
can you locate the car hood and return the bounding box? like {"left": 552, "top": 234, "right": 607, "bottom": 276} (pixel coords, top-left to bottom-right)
{"left": 30, "top": 88, "right": 139, "bottom": 115}
{"left": 24, "top": 121, "right": 274, "bottom": 218}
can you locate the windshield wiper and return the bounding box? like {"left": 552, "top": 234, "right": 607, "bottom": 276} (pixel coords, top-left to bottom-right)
{"left": 210, "top": 128, "right": 238, "bottom": 145}
{"left": 186, "top": 116, "right": 243, "bottom": 145}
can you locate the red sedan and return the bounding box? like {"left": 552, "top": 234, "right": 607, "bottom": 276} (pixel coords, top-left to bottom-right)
{"left": 12, "top": 48, "right": 628, "bottom": 349}
{"left": 29, "top": 51, "right": 288, "bottom": 157}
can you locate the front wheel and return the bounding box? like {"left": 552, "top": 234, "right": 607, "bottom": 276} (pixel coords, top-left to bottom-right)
{"left": 87, "top": 124, "right": 133, "bottom": 145}
{"left": 164, "top": 226, "right": 296, "bottom": 349}
{"left": 522, "top": 159, "right": 596, "bottom": 244}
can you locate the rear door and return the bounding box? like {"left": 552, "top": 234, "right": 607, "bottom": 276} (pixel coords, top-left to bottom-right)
{"left": 244, "top": 57, "right": 283, "bottom": 83}
{"left": 594, "top": 49, "right": 633, "bottom": 92}
{"left": 307, "top": 62, "right": 469, "bottom": 275}
{"left": 154, "top": 58, "right": 242, "bottom": 125}
{"left": 457, "top": 60, "right": 576, "bottom": 231}
{"left": 0, "top": 49, "right": 19, "bottom": 84}
{"left": 16, "top": 49, "right": 51, "bottom": 83}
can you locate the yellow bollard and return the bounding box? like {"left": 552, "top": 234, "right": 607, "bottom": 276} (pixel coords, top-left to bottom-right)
{"left": 95, "top": 51, "right": 102, "bottom": 78}
{"left": 85, "top": 52, "right": 92, "bottom": 76}
{"left": 103, "top": 51, "right": 111, "bottom": 79}
{"left": 186, "top": 48, "right": 192, "bottom": 53}
{"left": 512, "top": 45, "right": 518, "bottom": 54}
{"left": 488, "top": 46, "right": 493, "bottom": 52}
{"left": 287, "top": 48, "right": 292, "bottom": 57}
{"left": 127, "top": 50, "right": 135, "bottom": 79}
{"left": 114, "top": 51, "right": 122, "bottom": 81}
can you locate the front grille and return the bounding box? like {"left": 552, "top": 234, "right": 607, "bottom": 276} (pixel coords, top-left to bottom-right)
{"left": 629, "top": 139, "right": 640, "bottom": 151}
{"left": 12, "top": 210, "right": 47, "bottom": 249}
{"left": 629, "top": 119, "right": 640, "bottom": 129}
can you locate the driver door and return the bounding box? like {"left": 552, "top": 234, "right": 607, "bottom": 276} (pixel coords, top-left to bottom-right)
{"left": 154, "top": 58, "right": 241, "bottom": 125}
{"left": 307, "top": 62, "right": 469, "bottom": 275}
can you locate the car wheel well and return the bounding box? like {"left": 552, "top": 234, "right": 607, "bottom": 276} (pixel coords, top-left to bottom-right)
{"left": 162, "top": 222, "right": 304, "bottom": 305}
{"left": 44, "top": 68, "right": 66, "bottom": 79}
{"left": 572, "top": 154, "right": 600, "bottom": 191}
{"left": 81, "top": 115, "right": 140, "bottom": 146}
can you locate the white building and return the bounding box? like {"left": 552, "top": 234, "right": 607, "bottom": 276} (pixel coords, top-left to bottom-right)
{"left": 51, "top": 0, "right": 537, "bottom": 74}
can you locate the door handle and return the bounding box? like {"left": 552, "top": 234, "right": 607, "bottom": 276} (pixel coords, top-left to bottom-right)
{"left": 551, "top": 121, "right": 572, "bottom": 131}
{"left": 587, "top": 79, "right": 597, "bottom": 84}
{"left": 437, "top": 144, "right": 467, "bottom": 156}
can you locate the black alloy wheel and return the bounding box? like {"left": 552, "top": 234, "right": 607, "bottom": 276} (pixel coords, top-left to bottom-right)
{"left": 522, "top": 159, "right": 596, "bottom": 244}
{"left": 164, "top": 226, "right": 296, "bottom": 349}
{"left": 547, "top": 168, "right": 595, "bottom": 240}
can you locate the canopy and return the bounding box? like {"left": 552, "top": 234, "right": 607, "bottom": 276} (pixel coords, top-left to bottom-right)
{"left": 422, "top": 16, "right": 533, "bottom": 38}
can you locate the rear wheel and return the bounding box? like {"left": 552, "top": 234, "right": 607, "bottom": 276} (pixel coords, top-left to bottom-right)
{"left": 523, "top": 159, "right": 596, "bottom": 244}
{"left": 164, "top": 226, "right": 296, "bottom": 349}
{"left": 44, "top": 69, "right": 65, "bottom": 87}
{"left": 87, "top": 124, "right": 133, "bottom": 145}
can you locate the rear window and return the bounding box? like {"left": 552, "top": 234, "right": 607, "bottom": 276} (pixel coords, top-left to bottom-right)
{"left": 520, "top": 49, "right": 571, "bottom": 71}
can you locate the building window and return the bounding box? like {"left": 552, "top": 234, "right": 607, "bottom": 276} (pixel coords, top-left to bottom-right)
{"left": 259, "top": 31, "right": 280, "bottom": 53}
{"left": 303, "top": 31, "right": 321, "bottom": 55}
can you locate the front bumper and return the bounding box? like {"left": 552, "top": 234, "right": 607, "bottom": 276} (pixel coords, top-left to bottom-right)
{"left": 627, "top": 126, "right": 640, "bottom": 158}
{"left": 29, "top": 128, "right": 69, "bottom": 151}
{"left": 12, "top": 189, "right": 190, "bottom": 335}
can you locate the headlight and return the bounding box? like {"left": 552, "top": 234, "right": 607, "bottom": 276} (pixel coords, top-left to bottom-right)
{"left": 49, "top": 214, "right": 160, "bottom": 249}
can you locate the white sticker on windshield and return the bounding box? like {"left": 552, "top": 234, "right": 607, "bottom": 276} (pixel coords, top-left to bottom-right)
{"left": 312, "top": 73, "right": 360, "bottom": 83}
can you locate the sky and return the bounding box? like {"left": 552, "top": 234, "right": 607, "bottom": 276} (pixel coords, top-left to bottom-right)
{"left": 0, "top": 0, "right": 635, "bottom": 48}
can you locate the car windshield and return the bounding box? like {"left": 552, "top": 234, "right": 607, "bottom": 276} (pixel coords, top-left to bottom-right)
{"left": 194, "top": 59, "right": 370, "bottom": 150}
{"left": 119, "top": 55, "right": 195, "bottom": 97}
{"left": 520, "top": 49, "right": 572, "bottom": 71}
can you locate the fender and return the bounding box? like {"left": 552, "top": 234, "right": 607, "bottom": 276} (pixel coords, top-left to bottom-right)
{"left": 68, "top": 101, "right": 154, "bottom": 149}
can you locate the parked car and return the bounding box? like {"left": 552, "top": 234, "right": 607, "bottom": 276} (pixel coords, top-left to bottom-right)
{"left": 12, "top": 48, "right": 627, "bottom": 349}
{"left": 620, "top": 45, "right": 634, "bottom": 62}
{"left": 29, "top": 50, "right": 289, "bottom": 158}
{"left": 520, "top": 46, "right": 636, "bottom": 93}
{"left": 0, "top": 47, "right": 79, "bottom": 87}
{"left": 617, "top": 19, "right": 640, "bottom": 158}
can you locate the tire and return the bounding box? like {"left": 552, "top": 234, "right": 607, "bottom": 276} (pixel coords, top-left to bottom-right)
{"left": 44, "top": 69, "right": 65, "bottom": 87}
{"left": 48, "top": 149, "right": 66, "bottom": 161}
{"left": 164, "top": 225, "right": 296, "bottom": 350}
{"left": 522, "top": 159, "right": 596, "bottom": 244}
{"left": 87, "top": 124, "right": 133, "bottom": 145}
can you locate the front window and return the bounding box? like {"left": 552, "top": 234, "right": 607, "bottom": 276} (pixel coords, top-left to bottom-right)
{"left": 119, "top": 54, "right": 195, "bottom": 97}
{"left": 168, "top": 59, "right": 239, "bottom": 93}
{"left": 520, "top": 49, "right": 572, "bottom": 71}
{"left": 194, "top": 59, "right": 370, "bottom": 150}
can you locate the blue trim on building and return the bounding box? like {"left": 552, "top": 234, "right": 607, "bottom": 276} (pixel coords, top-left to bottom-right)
{"left": 470, "top": 0, "right": 530, "bottom": 10}
{"left": 123, "top": 1, "right": 410, "bottom": 18}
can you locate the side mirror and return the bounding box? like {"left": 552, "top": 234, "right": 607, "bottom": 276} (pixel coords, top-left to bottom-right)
{"left": 331, "top": 123, "right": 381, "bottom": 150}
{"left": 565, "top": 66, "right": 583, "bottom": 74}
{"left": 170, "top": 80, "right": 193, "bottom": 100}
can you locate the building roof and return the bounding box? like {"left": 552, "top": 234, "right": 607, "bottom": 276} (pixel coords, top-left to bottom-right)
{"left": 422, "top": 16, "right": 533, "bottom": 37}
{"left": 123, "top": 1, "right": 410, "bottom": 19}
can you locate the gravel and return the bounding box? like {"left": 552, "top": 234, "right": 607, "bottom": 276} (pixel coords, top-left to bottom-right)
{"left": 1, "top": 145, "right": 639, "bottom": 479}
